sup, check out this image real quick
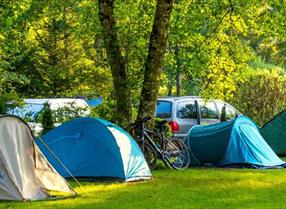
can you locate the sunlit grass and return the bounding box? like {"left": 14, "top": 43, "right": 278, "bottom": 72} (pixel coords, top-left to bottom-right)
{"left": 1, "top": 168, "right": 286, "bottom": 209}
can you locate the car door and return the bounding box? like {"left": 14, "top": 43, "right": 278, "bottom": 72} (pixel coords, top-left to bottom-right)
{"left": 175, "top": 100, "right": 199, "bottom": 136}
{"left": 197, "top": 99, "right": 220, "bottom": 125}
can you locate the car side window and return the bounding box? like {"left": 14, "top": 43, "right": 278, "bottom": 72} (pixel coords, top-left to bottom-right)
{"left": 199, "top": 101, "right": 218, "bottom": 119}
{"left": 216, "top": 102, "right": 225, "bottom": 117}
{"left": 225, "top": 105, "right": 237, "bottom": 119}
{"left": 216, "top": 102, "right": 238, "bottom": 120}
{"left": 176, "top": 101, "right": 197, "bottom": 119}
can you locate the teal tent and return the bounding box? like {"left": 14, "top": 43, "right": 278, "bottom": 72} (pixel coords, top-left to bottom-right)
{"left": 185, "top": 116, "right": 285, "bottom": 168}
{"left": 260, "top": 111, "right": 286, "bottom": 155}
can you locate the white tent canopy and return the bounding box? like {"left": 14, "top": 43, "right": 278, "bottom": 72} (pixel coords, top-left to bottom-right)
{"left": 0, "top": 115, "right": 75, "bottom": 201}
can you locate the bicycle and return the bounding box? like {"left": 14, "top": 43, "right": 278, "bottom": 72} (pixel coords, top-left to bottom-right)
{"left": 129, "top": 116, "right": 190, "bottom": 170}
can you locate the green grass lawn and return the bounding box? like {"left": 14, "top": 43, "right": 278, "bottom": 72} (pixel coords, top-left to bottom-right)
{"left": 1, "top": 167, "right": 286, "bottom": 209}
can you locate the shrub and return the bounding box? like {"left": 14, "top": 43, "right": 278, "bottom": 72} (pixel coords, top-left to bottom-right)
{"left": 230, "top": 68, "right": 286, "bottom": 125}
{"left": 40, "top": 103, "right": 54, "bottom": 135}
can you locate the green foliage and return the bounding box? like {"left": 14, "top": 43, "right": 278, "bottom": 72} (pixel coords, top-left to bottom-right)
{"left": 89, "top": 94, "right": 116, "bottom": 122}
{"left": 162, "top": 0, "right": 258, "bottom": 100}
{"left": 159, "top": 0, "right": 286, "bottom": 103}
{"left": 154, "top": 118, "right": 172, "bottom": 137}
{"left": 0, "top": 94, "right": 11, "bottom": 114}
{"left": 0, "top": 91, "right": 24, "bottom": 115}
{"left": 0, "top": 0, "right": 286, "bottom": 124}
{"left": 40, "top": 103, "right": 54, "bottom": 134}
{"left": 231, "top": 68, "right": 286, "bottom": 126}
{"left": 52, "top": 103, "right": 90, "bottom": 124}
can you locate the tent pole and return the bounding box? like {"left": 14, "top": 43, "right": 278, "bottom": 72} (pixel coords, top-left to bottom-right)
{"left": 37, "top": 137, "right": 82, "bottom": 187}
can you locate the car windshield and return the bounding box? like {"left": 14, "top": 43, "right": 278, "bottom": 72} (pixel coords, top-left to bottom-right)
{"left": 156, "top": 101, "right": 172, "bottom": 118}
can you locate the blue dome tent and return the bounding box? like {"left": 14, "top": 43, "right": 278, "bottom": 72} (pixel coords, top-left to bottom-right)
{"left": 185, "top": 116, "right": 285, "bottom": 168}
{"left": 36, "top": 117, "right": 151, "bottom": 182}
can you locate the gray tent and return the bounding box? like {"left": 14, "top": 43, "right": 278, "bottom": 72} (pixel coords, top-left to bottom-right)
{"left": 0, "top": 115, "right": 75, "bottom": 201}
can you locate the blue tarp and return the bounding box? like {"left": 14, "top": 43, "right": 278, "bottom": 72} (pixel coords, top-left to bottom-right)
{"left": 86, "top": 97, "right": 103, "bottom": 107}
{"left": 185, "top": 116, "right": 285, "bottom": 168}
{"left": 36, "top": 117, "right": 151, "bottom": 182}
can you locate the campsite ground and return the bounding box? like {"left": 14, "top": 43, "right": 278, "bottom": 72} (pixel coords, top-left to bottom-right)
{"left": 1, "top": 167, "right": 286, "bottom": 209}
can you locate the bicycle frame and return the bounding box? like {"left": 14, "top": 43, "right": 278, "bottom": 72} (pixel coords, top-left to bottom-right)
{"left": 131, "top": 117, "right": 190, "bottom": 170}
{"left": 135, "top": 119, "right": 166, "bottom": 159}
{"left": 141, "top": 127, "right": 175, "bottom": 166}
{"left": 143, "top": 129, "right": 164, "bottom": 156}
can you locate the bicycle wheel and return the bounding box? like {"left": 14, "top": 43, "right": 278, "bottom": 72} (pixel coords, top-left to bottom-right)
{"left": 139, "top": 142, "right": 158, "bottom": 170}
{"left": 163, "top": 137, "right": 190, "bottom": 170}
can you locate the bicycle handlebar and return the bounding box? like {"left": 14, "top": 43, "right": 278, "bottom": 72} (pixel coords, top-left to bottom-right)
{"left": 142, "top": 116, "right": 152, "bottom": 123}
{"left": 129, "top": 116, "right": 152, "bottom": 129}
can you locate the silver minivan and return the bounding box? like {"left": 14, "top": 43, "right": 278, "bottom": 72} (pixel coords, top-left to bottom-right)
{"left": 155, "top": 96, "right": 241, "bottom": 139}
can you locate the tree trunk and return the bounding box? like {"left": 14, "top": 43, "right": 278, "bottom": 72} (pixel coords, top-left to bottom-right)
{"left": 174, "top": 44, "right": 182, "bottom": 96}
{"left": 137, "top": 0, "right": 174, "bottom": 125}
{"left": 167, "top": 80, "right": 173, "bottom": 96}
{"left": 98, "top": 0, "right": 132, "bottom": 126}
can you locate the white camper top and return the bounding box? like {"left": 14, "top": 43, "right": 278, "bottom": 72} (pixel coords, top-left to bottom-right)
{"left": 24, "top": 98, "right": 89, "bottom": 110}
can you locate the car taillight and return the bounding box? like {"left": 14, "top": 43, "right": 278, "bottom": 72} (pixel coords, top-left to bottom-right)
{"left": 168, "top": 121, "right": 180, "bottom": 132}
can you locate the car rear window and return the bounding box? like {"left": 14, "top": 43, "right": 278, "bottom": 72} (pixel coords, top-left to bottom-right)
{"left": 156, "top": 101, "right": 172, "bottom": 118}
